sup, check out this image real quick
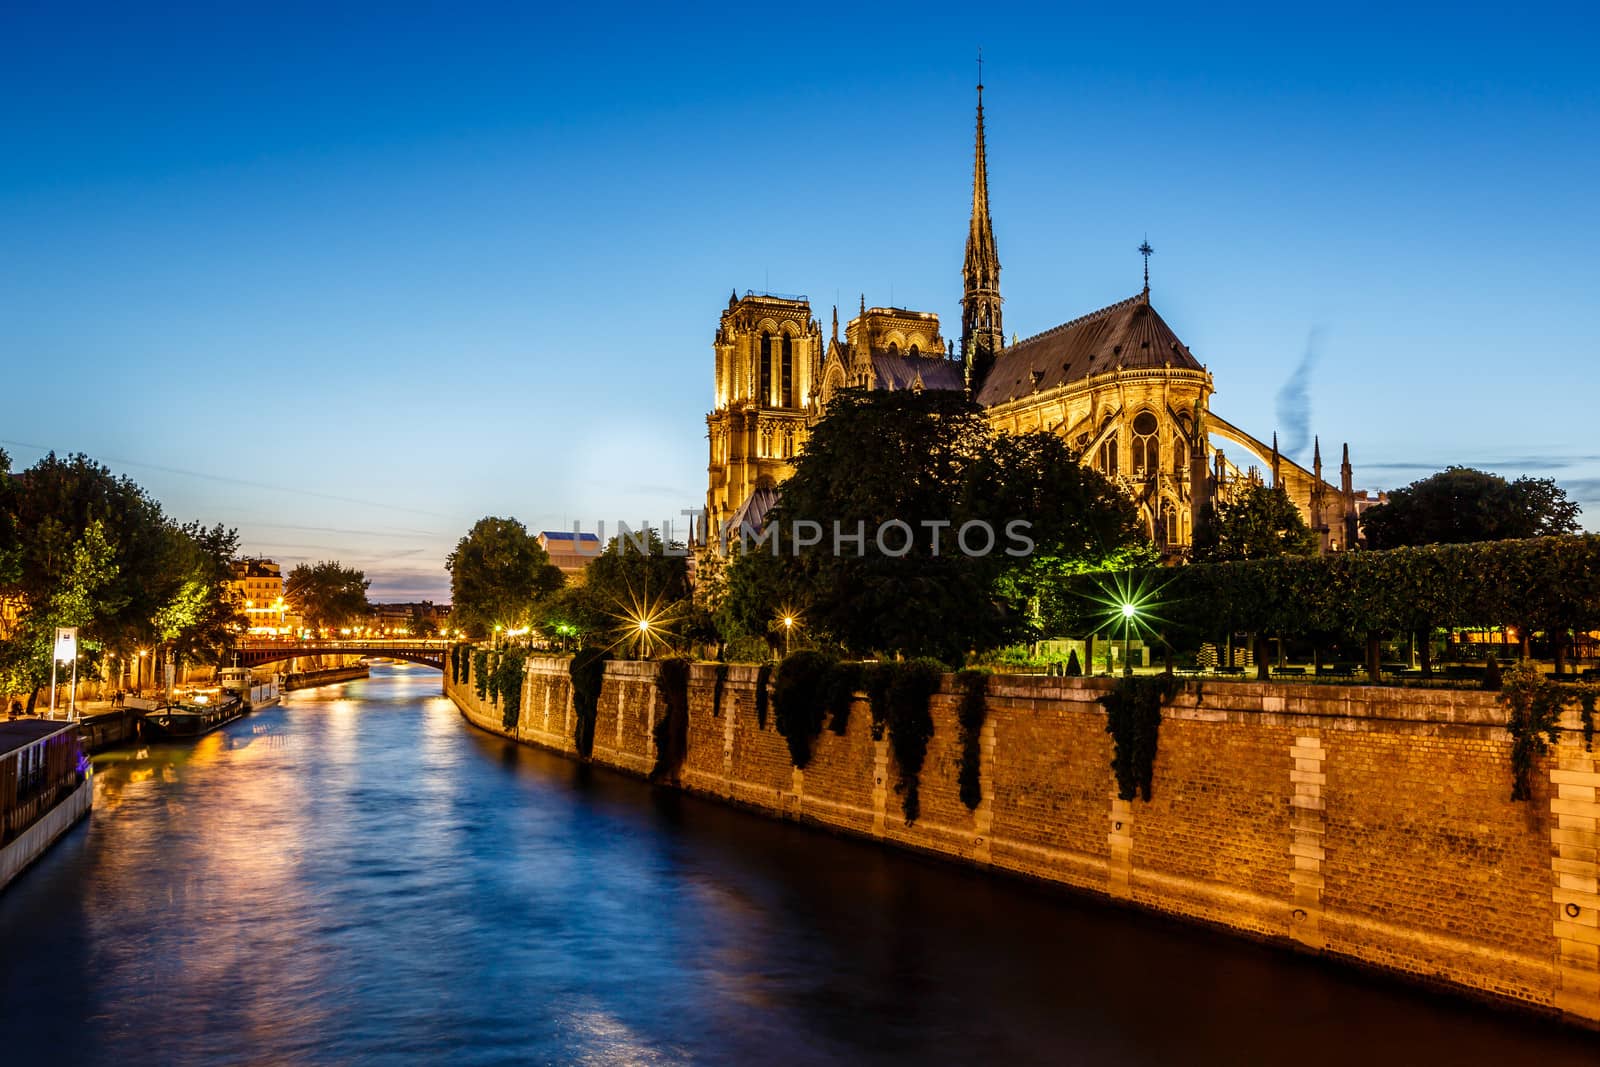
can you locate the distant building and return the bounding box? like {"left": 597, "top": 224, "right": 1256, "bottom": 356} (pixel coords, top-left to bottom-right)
{"left": 538, "top": 531, "right": 600, "bottom": 580}
{"left": 366, "top": 601, "right": 452, "bottom": 635}
{"left": 229, "top": 559, "right": 289, "bottom": 634}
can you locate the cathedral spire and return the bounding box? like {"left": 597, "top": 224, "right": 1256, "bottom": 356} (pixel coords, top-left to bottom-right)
{"left": 962, "top": 57, "right": 1003, "bottom": 394}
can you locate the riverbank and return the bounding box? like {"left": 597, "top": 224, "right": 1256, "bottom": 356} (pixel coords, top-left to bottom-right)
{"left": 283, "top": 663, "right": 370, "bottom": 691}
{"left": 445, "top": 655, "right": 1600, "bottom": 1031}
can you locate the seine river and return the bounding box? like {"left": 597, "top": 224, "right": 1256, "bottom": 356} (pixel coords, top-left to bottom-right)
{"left": 2, "top": 665, "right": 1595, "bottom": 1065}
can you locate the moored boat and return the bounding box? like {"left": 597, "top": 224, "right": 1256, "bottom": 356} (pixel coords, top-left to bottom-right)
{"left": 140, "top": 694, "right": 246, "bottom": 741}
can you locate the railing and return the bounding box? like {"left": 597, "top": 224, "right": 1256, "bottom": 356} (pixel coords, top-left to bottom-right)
{"left": 743, "top": 289, "right": 809, "bottom": 303}
{"left": 238, "top": 638, "right": 449, "bottom": 649}
{"left": 1, "top": 728, "right": 86, "bottom": 845}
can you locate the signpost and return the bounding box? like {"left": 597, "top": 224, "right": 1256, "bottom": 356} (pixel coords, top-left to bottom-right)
{"left": 49, "top": 627, "right": 78, "bottom": 720}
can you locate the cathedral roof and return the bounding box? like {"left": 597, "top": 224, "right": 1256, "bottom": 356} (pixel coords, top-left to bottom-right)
{"left": 870, "top": 354, "right": 966, "bottom": 392}
{"left": 728, "top": 485, "right": 780, "bottom": 534}
{"left": 974, "top": 293, "right": 1204, "bottom": 407}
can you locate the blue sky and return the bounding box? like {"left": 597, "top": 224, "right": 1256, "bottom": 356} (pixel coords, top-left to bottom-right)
{"left": 2, "top": 3, "right": 1597, "bottom": 598}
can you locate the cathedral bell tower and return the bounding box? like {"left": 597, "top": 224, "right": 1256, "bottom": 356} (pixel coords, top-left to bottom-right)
{"left": 961, "top": 73, "right": 1003, "bottom": 393}
{"left": 705, "top": 291, "right": 819, "bottom": 542}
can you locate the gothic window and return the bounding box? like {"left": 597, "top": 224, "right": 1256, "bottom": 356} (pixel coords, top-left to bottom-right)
{"left": 1165, "top": 505, "right": 1179, "bottom": 546}
{"left": 759, "top": 332, "right": 773, "bottom": 407}
{"left": 781, "top": 334, "right": 794, "bottom": 408}
{"left": 1098, "top": 437, "right": 1119, "bottom": 477}
{"left": 909, "top": 344, "right": 919, "bottom": 357}
{"left": 1132, "top": 411, "right": 1159, "bottom": 476}
{"left": 1173, "top": 438, "right": 1188, "bottom": 478}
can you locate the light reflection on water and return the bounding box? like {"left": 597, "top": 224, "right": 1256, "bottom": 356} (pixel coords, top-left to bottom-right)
{"left": 0, "top": 665, "right": 1595, "bottom": 1065}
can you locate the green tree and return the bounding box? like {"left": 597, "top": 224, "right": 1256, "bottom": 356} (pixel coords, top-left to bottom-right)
{"left": 1191, "top": 482, "right": 1320, "bottom": 562}
{"left": 158, "top": 522, "right": 245, "bottom": 665}
{"left": 0, "top": 449, "right": 18, "bottom": 590}
{"left": 966, "top": 431, "right": 1154, "bottom": 638}
{"left": 7, "top": 452, "right": 174, "bottom": 654}
{"left": 773, "top": 388, "right": 996, "bottom": 661}
{"left": 0, "top": 453, "right": 245, "bottom": 703}
{"left": 582, "top": 529, "right": 692, "bottom": 652}
{"left": 1361, "top": 467, "right": 1580, "bottom": 549}
{"left": 0, "top": 520, "right": 118, "bottom": 709}
{"left": 284, "top": 561, "right": 371, "bottom": 632}
{"left": 530, "top": 584, "right": 605, "bottom": 648}
{"left": 716, "top": 546, "right": 797, "bottom": 655}
{"left": 446, "top": 516, "right": 565, "bottom": 637}
{"left": 767, "top": 390, "right": 1152, "bottom": 661}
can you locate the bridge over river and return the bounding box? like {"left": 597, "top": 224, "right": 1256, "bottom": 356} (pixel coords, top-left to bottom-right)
{"left": 236, "top": 637, "right": 448, "bottom": 671}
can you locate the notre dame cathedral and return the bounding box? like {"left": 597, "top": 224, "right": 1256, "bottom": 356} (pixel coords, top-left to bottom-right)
{"left": 704, "top": 79, "right": 1376, "bottom": 557}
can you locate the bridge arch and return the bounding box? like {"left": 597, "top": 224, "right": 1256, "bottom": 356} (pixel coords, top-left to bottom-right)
{"left": 237, "top": 641, "right": 447, "bottom": 672}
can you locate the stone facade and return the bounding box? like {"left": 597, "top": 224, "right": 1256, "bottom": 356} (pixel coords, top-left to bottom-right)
{"left": 447, "top": 658, "right": 1600, "bottom": 1028}
{"left": 704, "top": 293, "right": 820, "bottom": 538}
{"left": 702, "top": 84, "right": 1382, "bottom": 555}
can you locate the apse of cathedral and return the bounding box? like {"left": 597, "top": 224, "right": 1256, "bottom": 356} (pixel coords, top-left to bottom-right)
{"left": 703, "top": 78, "right": 1375, "bottom": 557}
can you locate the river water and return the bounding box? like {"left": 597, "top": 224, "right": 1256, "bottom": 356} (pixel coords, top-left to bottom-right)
{"left": 1, "top": 665, "right": 1594, "bottom": 1065}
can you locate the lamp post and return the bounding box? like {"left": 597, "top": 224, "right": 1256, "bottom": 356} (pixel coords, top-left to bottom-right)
{"left": 1121, "top": 602, "right": 1137, "bottom": 677}
{"left": 637, "top": 618, "right": 651, "bottom": 660}
{"left": 781, "top": 615, "right": 794, "bottom": 657}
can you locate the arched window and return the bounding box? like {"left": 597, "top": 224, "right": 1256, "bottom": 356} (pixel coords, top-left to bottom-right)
{"left": 1165, "top": 505, "right": 1179, "bottom": 546}
{"left": 886, "top": 341, "right": 899, "bottom": 356}
{"left": 1098, "top": 437, "right": 1119, "bottom": 477}
{"left": 1132, "top": 411, "right": 1159, "bottom": 476}
{"left": 759, "top": 332, "right": 773, "bottom": 407}
{"left": 781, "top": 333, "right": 794, "bottom": 408}
{"left": 909, "top": 344, "right": 919, "bottom": 357}
{"left": 1173, "top": 438, "right": 1188, "bottom": 478}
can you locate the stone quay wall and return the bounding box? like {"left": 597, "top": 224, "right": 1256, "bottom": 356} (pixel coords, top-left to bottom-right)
{"left": 445, "top": 656, "right": 1600, "bottom": 1027}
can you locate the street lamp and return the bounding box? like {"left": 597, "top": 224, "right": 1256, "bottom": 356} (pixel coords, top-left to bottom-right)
{"left": 1121, "top": 601, "right": 1137, "bottom": 677}
{"left": 636, "top": 617, "right": 651, "bottom": 660}
{"left": 781, "top": 615, "right": 795, "bottom": 657}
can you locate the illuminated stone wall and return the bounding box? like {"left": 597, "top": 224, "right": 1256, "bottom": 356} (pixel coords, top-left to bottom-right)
{"left": 445, "top": 658, "right": 1600, "bottom": 1028}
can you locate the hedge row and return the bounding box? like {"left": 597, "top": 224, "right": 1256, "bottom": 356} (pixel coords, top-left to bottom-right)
{"left": 1061, "top": 535, "right": 1600, "bottom": 654}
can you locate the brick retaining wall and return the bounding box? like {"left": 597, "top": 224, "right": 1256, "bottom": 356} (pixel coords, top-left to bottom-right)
{"left": 445, "top": 656, "right": 1600, "bottom": 1027}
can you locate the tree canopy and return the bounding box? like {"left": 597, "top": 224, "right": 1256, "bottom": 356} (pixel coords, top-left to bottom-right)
{"left": 446, "top": 516, "right": 565, "bottom": 637}
{"left": 763, "top": 388, "right": 1150, "bottom": 661}
{"left": 1361, "top": 467, "right": 1580, "bottom": 549}
{"left": 581, "top": 529, "right": 692, "bottom": 652}
{"left": 1191, "top": 482, "right": 1319, "bottom": 563}
{"left": 0, "top": 451, "right": 244, "bottom": 704}
{"left": 284, "top": 561, "right": 371, "bottom": 632}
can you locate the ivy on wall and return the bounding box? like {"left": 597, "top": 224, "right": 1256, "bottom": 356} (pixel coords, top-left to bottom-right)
{"left": 650, "top": 658, "right": 691, "bottom": 782}
{"left": 955, "top": 669, "right": 990, "bottom": 811}
{"left": 865, "top": 665, "right": 894, "bottom": 741}
{"left": 570, "top": 647, "right": 610, "bottom": 759}
{"left": 1500, "top": 663, "right": 1578, "bottom": 801}
{"left": 1579, "top": 688, "right": 1598, "bottom": 752}
{"left": 754, "top": 663, "right": 773, "bottom": 730}
{"left": 823, "top": 662, "right": 863, "bottom": 736}
{"left": 772, "top": 651, "right": 835, "bottom": 769}
{"left": 493, "top": 649, "right": 526, "bottom": 731}
{"left": 472, "top": 649, "right": 490, "bottom": 701}
{"left": 711, "top": 663, "right": 729, "bottom": 718}
{"left": 881, "top": 660, "right": 943, "bottom": 824}
{"left": 486, "top": 651, "right": 503, "bottom": 706}
{"left": 1099, "top": 674, "right": 1178, "bottom": 802}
